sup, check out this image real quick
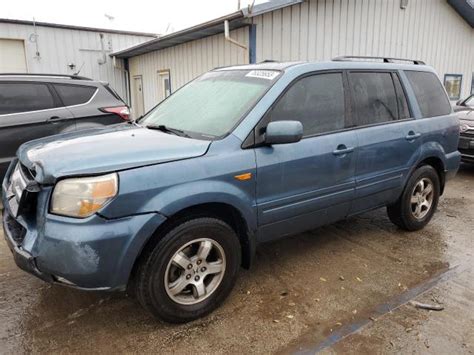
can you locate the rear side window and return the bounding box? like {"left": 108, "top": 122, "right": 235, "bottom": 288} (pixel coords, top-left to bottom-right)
{"left": 267, "top": 73, "right": 346, "bottom": 136}
{"left": 349, "top": 72, "right": 399, "bottom": 126}
{"left": 54, "top": 84, "right": 97, "bottom": 106}
{"left": 0, "top": 82, "right": 55, "bottom": 114}
{"left": 405, "top": 71, "right": 451, "bottom": 117}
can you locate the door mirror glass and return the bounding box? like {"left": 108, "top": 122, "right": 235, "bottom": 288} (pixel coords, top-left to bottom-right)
{"left": 264, "top": 121, "right": 303, "bottom": 145}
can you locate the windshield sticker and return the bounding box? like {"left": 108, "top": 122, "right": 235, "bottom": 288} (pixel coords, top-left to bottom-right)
{"left": 245, "top": 70, "right": 279, "bottom": 80}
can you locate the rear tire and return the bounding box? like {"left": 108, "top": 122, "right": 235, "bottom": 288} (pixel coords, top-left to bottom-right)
{"left": 134, "top": 217, "right": 241, "bottom": 323}
{"left": 387, "top": 165, "right": 440, "bottom": 231}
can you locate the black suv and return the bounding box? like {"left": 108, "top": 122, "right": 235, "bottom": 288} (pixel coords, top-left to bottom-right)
{"left": 0, "top": 74, "right": 130, "bottom": 179}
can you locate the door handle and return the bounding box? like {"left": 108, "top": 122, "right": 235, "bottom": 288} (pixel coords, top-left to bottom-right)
{"left": 405, "top": 132, "right": 421, "bottom": 141}
{"left": 333, "top": 145, "right": 354, "bottom": 156}
{"left": 48, "top": 116, "right": 61, "bottom": 121}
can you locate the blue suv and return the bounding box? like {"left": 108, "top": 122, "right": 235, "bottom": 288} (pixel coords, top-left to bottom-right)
{"left": 2, "top": 57, "right": 460, "bottom": 323}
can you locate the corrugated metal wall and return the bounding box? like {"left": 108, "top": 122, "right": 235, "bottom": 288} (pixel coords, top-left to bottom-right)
{"left": 128, "top": 27, "right": 249, "bottom": 113}
{"left": 0, "top": 22, "right": 153, "bottom": 101}
{"left": 253, "top": 0, "right": 474, "bottom": 99}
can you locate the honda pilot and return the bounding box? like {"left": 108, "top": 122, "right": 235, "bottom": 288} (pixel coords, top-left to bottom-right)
{"left": 2, "top": 57, "right": 460, "bottom": 323}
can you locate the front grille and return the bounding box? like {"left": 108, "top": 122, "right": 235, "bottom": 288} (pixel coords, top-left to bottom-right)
{"left": 461, "top": 130, "right": 474, "bottom": 139}
{"left": 19, "top": 163, "right": 36, "bottom": 180}
{"left": 459, "top": 148, "right": 474, "bottom": 155}
{"left": 6, "top": 162, "right": 39, "bottom": 217}
{"left": 4, "top": 211, "right": 27, "bottom": 245}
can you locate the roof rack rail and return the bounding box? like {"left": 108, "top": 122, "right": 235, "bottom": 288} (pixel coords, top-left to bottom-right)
{"left": 332, "top": 55, "right": 425, "bottom": 65}
{"left": 0, "top": 73, "right": 92, "bottom": 80}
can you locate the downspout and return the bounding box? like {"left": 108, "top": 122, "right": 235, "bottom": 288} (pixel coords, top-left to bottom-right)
{"left": 112, "top": 55, "right": 131, "bottom": 106}
{"left": 224, "top": 20, "right": 248, "bottom": 63}
{"left": 248, "top": 23, "right": 257, "bottom": 64}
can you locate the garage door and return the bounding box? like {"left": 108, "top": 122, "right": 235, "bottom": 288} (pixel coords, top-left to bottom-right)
{"left": 0, "top": 39, "right": 27, "bottom": 73}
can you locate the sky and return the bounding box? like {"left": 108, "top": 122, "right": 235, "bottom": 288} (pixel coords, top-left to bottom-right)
{"left": 2, "top": 0, "right": 267, "bottom": 34}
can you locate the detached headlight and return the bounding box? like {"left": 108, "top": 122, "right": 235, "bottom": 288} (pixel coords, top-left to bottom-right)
{"left": 51, "top": 173, "right": 118, "bottom": 218}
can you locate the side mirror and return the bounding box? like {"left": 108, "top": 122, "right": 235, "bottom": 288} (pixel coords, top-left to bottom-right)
{"left": 456, "top": 99, "right": 464, "bottom": 106}
{"left": 264, "top": 120, "right": 303, "bottom": 145}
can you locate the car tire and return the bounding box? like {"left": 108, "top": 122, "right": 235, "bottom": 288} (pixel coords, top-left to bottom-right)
{"left": 387, "top": 165, "right": 440, "bottom": 231}
{"left": 134, "top": 217, "right": 241, "bottom": 323}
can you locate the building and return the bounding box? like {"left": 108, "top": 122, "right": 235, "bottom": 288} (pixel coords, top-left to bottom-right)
{"left": 111, "top": 0, "right": 474, "bottom": 117}
{"left": 0, "top": 18, "right": 156, "bottom": 102}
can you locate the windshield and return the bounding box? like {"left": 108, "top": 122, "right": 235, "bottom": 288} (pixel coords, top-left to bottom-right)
{"left": 465, "top": 95, "right": 474, "bottom": 107}
{"left": 140, "top": 70, "right": 280, "bottom": 139}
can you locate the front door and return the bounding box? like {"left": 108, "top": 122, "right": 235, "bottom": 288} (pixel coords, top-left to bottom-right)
{"left": 254, "top": 72, "right": 358, "bottom": 242}
{"left": 132, "top": 76, "right": 145, "bottom": 119}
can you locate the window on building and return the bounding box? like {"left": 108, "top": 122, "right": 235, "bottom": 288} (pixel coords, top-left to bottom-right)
{"left": 349, "top": 72, "right": 399, "bottom": 126}
{"left": 0, "top": 83, "right": 55, "bottom": 115}
{"left": 266, "top": 73, "right": 346, "bottom": 137}
{"left": 443, "top": 74, "right": 463, "bottom": 101}
{"left": 406, "top": 71, "right": 451, "bottom": 117}
{"left": 53, "top": 84, "right": 97, "bottom": 106}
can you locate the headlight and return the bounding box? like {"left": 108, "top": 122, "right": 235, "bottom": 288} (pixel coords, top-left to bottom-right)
{"left": 51, "top": 173, "right": 118, "bottom": 218}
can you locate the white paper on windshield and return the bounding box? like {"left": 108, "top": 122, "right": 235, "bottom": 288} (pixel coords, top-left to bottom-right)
{"left": 245, "top": 70, "right": 279, "bottom": 80}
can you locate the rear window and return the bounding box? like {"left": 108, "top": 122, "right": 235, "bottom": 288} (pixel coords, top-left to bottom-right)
{"left": 104, "top": 84, "right": 125, "bottom": 102}
{"left": 349, "top": 72, "right": 399, "bottom": 126}
{"left": 0, "top": 82, "right": 55, "bottom": 114}
{"left": 54, "top": 84, "right": 97, "bottom": 106}
{"left": 405, "top": 71, "right": 451, "bottom": 118}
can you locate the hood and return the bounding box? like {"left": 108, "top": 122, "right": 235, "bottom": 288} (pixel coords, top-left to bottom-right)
{"left": 18, "top": 124, "right": 211, "bottom": 184}
{"left": 456, "top": 109, "right": 474, "bottom": 121}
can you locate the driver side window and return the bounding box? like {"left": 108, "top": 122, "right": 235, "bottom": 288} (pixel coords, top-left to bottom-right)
{"left": 266, "top": 73, "right": 346, "bottom": 137}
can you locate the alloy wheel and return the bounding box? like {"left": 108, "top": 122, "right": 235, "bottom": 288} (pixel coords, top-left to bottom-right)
{"left": 410, "top": 177, "right": 434, "bottom": 220}
{"left": 164, "top": 238, "right": 226, "bottom": 305}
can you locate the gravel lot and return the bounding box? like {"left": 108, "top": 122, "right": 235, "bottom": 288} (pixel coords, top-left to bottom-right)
{"left": 1, "top": 165, "right": 473, "bottom": 354}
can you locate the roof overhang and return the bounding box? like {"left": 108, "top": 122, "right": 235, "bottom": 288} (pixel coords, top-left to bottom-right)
{"left": 447, "top": 0, "right": 474, "bottom": 27}
{"left": 111, "top": 0, "right": 304, "bottom": 59}
{"left": 111, "top": 11, "right": 246, "bottom": 58}
{"left": 0, "top": 18, "right": 158, "bottom": 37}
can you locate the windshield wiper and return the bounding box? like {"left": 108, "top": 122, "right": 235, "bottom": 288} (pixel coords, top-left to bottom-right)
{"left": 146, "top": 124, "right": 191, "bottom": 138}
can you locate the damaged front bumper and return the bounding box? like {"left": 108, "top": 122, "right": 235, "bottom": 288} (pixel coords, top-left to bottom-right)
{"left": 2, "top": 162, "right": 166, "bottom": 292}
{"left": 3, "top": 211, "right": 54, "bottom": 284}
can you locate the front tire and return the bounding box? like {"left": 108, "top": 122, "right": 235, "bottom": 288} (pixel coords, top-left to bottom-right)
{"left": 387, "top": 165, "right": 440, "bottom": 231}
{"left": 134, "top": 217, "right": 241, "bottom": 323}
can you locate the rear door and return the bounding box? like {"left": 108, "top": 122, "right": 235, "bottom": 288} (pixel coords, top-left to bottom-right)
{"left": 348, "top": 71, "right": 421, "bottom": 214}
{"left": 53, "top": 83, "right": 128, "bottom": 129}
{"left": 0, "top": 81, "right": 72, "bottom": 178}
{"left": 255, "top": 72, "right": 358, "bottom": 242}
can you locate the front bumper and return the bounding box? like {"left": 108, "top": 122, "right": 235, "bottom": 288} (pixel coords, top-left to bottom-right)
{"left": 459, "top": 131, "right": 474, "bottom": 163}
{"left": 2, "top": 167, "right": 166, "bottom": 291}
{"left": 3, "top": 211, "right": 54, "bottom": 284}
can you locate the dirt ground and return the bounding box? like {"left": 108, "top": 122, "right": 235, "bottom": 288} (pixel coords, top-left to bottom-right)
{"left": 1, "top": 165, "right": 473, "bottom": 354}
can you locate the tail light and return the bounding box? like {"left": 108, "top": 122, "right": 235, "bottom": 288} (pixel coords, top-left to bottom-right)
{"left": 100, "top": 106, "right": 130, "bottom": 121}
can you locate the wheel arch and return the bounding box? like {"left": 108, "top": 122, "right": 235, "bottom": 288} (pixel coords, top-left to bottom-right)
{"left": 127, "top": 202, "right": 256, "bottom": 292}
{"left": 416, "top": 156, "right": 446, "bottom": 195}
